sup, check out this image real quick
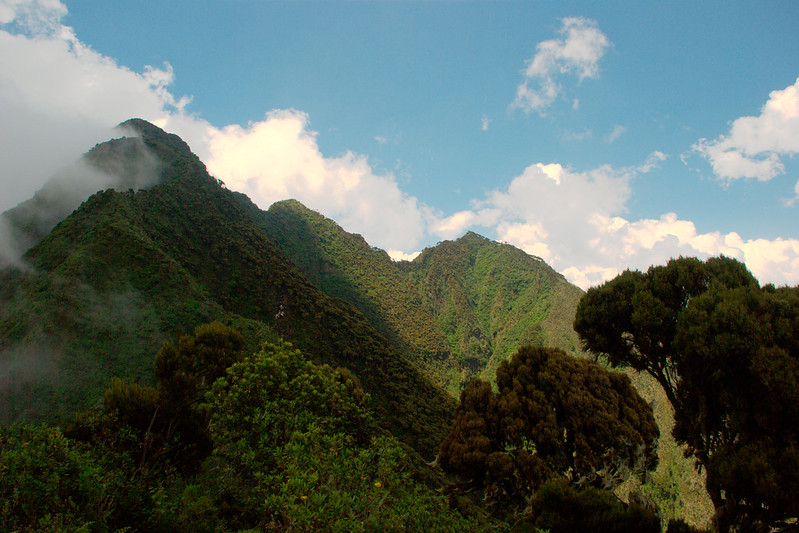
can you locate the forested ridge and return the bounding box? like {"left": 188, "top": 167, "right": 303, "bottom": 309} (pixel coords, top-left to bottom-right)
{"left": 0, "top": 118, "right": 453, "bottom": 457}
{"left": 1, "top": 120, "right": 796, "bottom": 532}
{"left": 259, "top": 200, "right": 584, "bottom": 394}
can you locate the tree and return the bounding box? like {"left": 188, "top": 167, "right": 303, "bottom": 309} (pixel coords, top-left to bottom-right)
{"left": 0, "top": 424, "right": 110, "bottom": 532}
{"left": 528, "top": 478, "right": 661, "bottom": 533}
{"left": 437, "top": 345, "right": 659, "bottom": 518}
{"left": 203, "top": 340, "right": 489, "bottom": 532}
{"left": 67, "top": 322, "right": 245, "bottom": 486}
{"left": 574, "top": 256, "right": 799, "bottom": 531}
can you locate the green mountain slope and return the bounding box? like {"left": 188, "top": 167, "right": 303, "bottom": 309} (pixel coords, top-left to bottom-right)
{"left": 402, "top": 232, "right": 585, "bottom": 386}
{"left": 0, "top": 119, "right": 453, "bottom": 457}
{"left": 259, "top": 200, "right": 584, "bottom": 393}
{"left": 253, "top": 203, "right": 711, "bottom": 526}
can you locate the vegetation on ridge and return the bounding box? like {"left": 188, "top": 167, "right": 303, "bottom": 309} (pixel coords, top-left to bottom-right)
{"left": 261, "top": 201, "right": 584, "bottom": 394}
{"left": 0, "top": 119, "right": 454, "bottom": 457}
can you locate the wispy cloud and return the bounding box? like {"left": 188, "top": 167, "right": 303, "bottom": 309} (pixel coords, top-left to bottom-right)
{"left": 481, "top": 114, "right": 491, "bottom": 131}
{"left": 562, "top": 129, "right": 593, "bottom": 141}
{"left": 606, "top": 124, "right": 626, "bottom": 143}
{"left": 511, "top": 17, "right": 611, "bottom": 115}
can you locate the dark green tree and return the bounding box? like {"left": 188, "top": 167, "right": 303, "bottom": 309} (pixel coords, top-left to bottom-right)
{"left": 67, "top": 322, "right": 245, "bottom": 487}
{"left": 528, "top": 478, "right": 661, "bottom": 533}
{"left": 574, "top": 256, "right": 799, "bottom": 531}
{"left": 438, "top": 345, "right": 659, "bottom": 518}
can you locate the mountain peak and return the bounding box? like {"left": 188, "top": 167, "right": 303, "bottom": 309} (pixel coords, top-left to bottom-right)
{"left": 116, "top": 118, "right": 196, "bottom": 161}
{"left": 117, "top": 118, "right": 166, "bottom": 137}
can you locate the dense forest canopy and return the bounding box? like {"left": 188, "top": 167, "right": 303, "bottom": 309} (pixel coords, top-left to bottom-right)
{"left": 1, "top": 325, "right": 492, "bottom": 532}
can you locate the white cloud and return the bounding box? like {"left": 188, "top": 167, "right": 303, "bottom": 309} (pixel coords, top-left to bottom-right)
{"left": 2, "top": 1, "right": 796, "bottom": 292}
{"left": 444, "top": 154, "right": 799, "bottom": 289}
{"left": 0, "top": 0, "right": 66, "bottom": 33}
{"left": 694, "top": 77, "right": 799, "bottom": 182}
{"left": 512, "top": 17, "right": 610, "bottom": 114}
{"left": 387, "top": 249, "right": 421, "bottom": 262}
{"left": 636, "top": 151, "right": 667, "bottom": 173}
{"left": 205, "top": 111, "right": 433, "bottom": 252}
{"left": 0, "top": 0, "right": 205, "bottom": 213}
{"left": 481, "top": 114, "right": 491, "bottom": 131}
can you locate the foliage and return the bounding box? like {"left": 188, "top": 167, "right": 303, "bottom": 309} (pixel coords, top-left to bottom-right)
{"left": 202, "top": 340, "right": 488, "bottom": 532}
{"left": 438, "top": 345, "right": 659, "bottom": 518}
{"left": 1, "top": 119, "right": 455, "bottom": 458}
{"left": 68, "top": 321, "right": 244, "bottom": 486}
{"left": 261, "top": 203, "right": 584, "bottom": 395}
{"left": 666, "top": 518, "right": 711, "bottom": 533}
{"left": 260, "top": 199, "right": 455, "bottom": 390}
{"left": 0, "top": 424, "right": 109, "bottom": 532}
{"left": 575, "top": 256, "right": 799, "bottom": 531}
{"left": 401, "top": 233, "right": 585, "bottom": 390}
{"left": 526, "top": 478, "right": 661, "bottom": 533}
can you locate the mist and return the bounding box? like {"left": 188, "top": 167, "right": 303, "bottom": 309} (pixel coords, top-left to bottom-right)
{"left": 0, "top": 134, "right": 162, "bottom": 269}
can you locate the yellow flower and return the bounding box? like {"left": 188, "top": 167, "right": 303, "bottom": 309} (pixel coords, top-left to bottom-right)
{"left": 301, "top": 495, "right": 308, "bottom": 501}
{"left": 374, "top": 481, "right": 382, "bottom": 488}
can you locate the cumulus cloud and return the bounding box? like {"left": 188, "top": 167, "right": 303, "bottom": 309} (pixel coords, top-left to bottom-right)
{"left": 512, "top": 17, "right": 610, "bottom": 114}
{"left": 205, "top": 110, "right": 434, "bottom": 252}
{"left": 442, "top": 155, "right": 799, "bottom": 289}
{"left": 387, "top": 249, "right": 421, "bottom": 262}
{"left": 693, "top": 77, "right": 799, "bottom": 182}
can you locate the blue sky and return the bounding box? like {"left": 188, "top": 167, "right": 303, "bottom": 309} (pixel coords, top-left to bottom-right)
{"left": 1, "top": 0, "right": 798, "bottom": 288}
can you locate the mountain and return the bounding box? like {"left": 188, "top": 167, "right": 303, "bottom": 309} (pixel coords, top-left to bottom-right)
{"left": 259, "top": 200, "right": 583, "bottom": 393}
{"left": 401, "top": 232, "right": 584, "bottom": 386}
{"left": 0, "top": 119, "right": 712, "bottom": 526}
{"left": 254, "top": 193, "right": 712, "bottom": 526}
{"left": 257, "top": 200, "right": 457, "bottom": 390}
{"left": 0, "top": 119, "right": 453, "bottom": 457}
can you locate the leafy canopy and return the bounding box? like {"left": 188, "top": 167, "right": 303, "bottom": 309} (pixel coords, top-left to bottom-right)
{"left": 438, "top": 345, "right": 659, "bottom": 517}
